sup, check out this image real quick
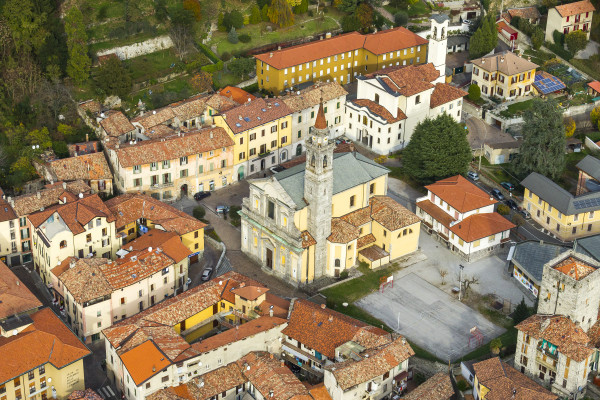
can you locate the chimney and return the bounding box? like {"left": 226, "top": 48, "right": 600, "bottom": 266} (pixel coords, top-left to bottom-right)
{"left": 240, "top": 282, "right": 246, "bottom": 288}
{"left": 37, "top": 192, "right": 41, "bottom": 199}
{"left": 16, "top": 280, "right": 20, "bottom": 286}
{"left": 269, "top": 309, "right": 274, "bottom": 317}
{"left": 210, "top": 131, "right": 214, "bottom": 139}
{"left": 269, "top": 52, "right": 273, "bottom": 58}
{"left": 328, "top": 315, "right": 333, "bottom": 322}
{"left": 63, "top": 182, "right": 67, "bottom": 190}
{"left": 320, "top": 304, "right": 326, "bottom": 309}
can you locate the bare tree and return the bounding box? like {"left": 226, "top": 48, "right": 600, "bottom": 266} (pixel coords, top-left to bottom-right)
{"left": 462, "top": 275, "right": 479, "bottom": 298}
{"left": 438, "top": 267, "right": 448, "bottom": 285}
{"left": 170, "top": 25, "right": 192, "bottom": 61}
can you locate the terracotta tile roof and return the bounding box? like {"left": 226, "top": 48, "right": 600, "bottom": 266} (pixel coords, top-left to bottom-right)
{"left": 308, "top": 384, "right": 332, "bottom": 400}
{"left": 231, "top": 285, "right": 270, "bottom": 301}
{"left": 555, "top": 0, "right": 595, "bottom": 17}
{"left": 326, "top": 336, "right": 414, "bottom": 390}
{"left": 12, "top": 181, "right": 91, "bottom": 216}
{"left": 132, "top": 107, "right": 176, "bottom": 131}
{"left": 142, "top": 124, "right": 177, "bottom": 140}
{"left": 237, "top": 352, "right": 311, "bottom": 400}
{"left": 52, "top": 257, "right": 113, "bottom": 304}
{"left": 147, "top": 363, "right": 247, "bottom": 400}
{"left": 588, "top": 81, "right": 600, "bottom": 93}
{"left": 358, "top": 245, "right": 389, "bottom": 261}
{"left": 0, "top": 260, "right": 42, "bottom": 320}
{"left": 471, "top": 51, "right": 538, "bottom": 76}
{"left": 425, "top": 175, "right": 497, "bottom": 213}
{"left": 68, "top": 389, "right": 104, "bottom": 400}
{"left": 257, "top": 293, "right": 291, "bottom": 319}
{"left": 357, "top": 233, "right": 376, "bottom": 248}
{"left": 402, "top": 372, "right": 454, "bottom": 400}
{"left": 111, "top": 127, "right": 233, "bottom": 168}
{"left": 416, "top": 199, "right": 456, "bottom": 228}
{"left": 29, "top": 193, "right": 115, "bottom": 235}
{"left": 473, "top": 357, "right": 557, "bottom": 400}
{"left": 507, "top": 7, "right": 541, "bottom": 20}
{"left": 497, "top": 20, "right": 518, "bottom": 36}
{"left": 516, "top": 314, "right": 594, "bottom": 362}
{"left": 553, "top": 256, "right": 597, "bottom": 280}
{"left": 219, "top": 86, "right": 257, "bottom": 105}
{"left": 100, "top": 111, "right": 135, "bottom": 137}
{"left": 103, "top": 248, "right": 175, "bottom": 290}
{"left": 78, "top": 100, "right": 102, "bottom": 115}
{"left": 121, "top": 340, "right": 171, "bottom": 386}
{"left": 106, "top": 193, "right": 206, "bottom": 235}
{"left": 366, "top": 64, "right": 439, "bottom": 97}
{"left": 206, "top": 94, "right": 239, "bottom": 113}
{"left": 370, "top": 196, "right": 420, "bottom": 231}
{"left": 192, "top": 317, "right": 287, "bottom": 353}
{"left": 430, "top": 83, "right": 467, "bottom": 108}
{"left": 280, "top": 82, "right": 347, "bottom": 113}
{"left": 125, "top": 230, "right": 192, "bottom": 263}
{"left": 282, "top": 299, "right": 390, "bottom": 359}
{"left": 219, "top": 98, "right": 292, "bottom": 134}
{"left": 450, "top": 212, "right": 515, "bottom": 242}
{"left": 0, "top": 308, "right": 90, "bottom": 385}
{"left": 301, "top": 230, "right": 317, "bottom": 248}
{"left": 341, "top": 207, "right": 372, "bottom": 227}
{"left": 46, "top": 152, "right": 113, "bottom": 181}
{"left": 0, "top": 196, "right": 17, "bottom": 223}
{"left": 68, "top": 141, "right": 100, "bottom": 156}
{"left": 169, "top": 94, "right": 210, "bottom": 121}
{"left": 351, "top": 99, "right": 406, "bottom": 123}
{"left": 328, "top": 218, "right": 360, "bottom": 243}
{"left": 255, "top": 28, "right": 426, "bottom": 70}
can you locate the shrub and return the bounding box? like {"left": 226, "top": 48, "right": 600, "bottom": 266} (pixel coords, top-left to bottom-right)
{"left": 242, "top": 82, "right": 259, "bottom": 92}
{"left": 201, "top": 60, "right": 224, "bottom": 73}
{"left": 239, "top": 33, "right": 251, "bottom": 43}
{"left": 490, "top": 338, "right": 502, "bottom": 352}
{"left": 545, "top": 41, "right": 573, "bottom": 60}
{"left": 339, "top": 270, "right": 349, "bottom": 279}
{"left": 497, "top": 204, "right": 510, "bottom": 215}
{"left": 308, "top": 9, "right": 314, "bottom": 16}
{"left": 456, "top": 380, "right": 470, "bottom": 392}
{"left": 228, "top": 27, "right": 239, "bottom": 44}
{"left": 531, "top": 27, "right": 544, "bottom": 50}
{"left": 552, "top": 29, "right": 565, "bottom": 45}
{"left": 468, "top": 83, "right": 481, "bottom": 101}
{"left": 198, "top": 43, "right": 221, "bottom": 64}
{"left": 193, "top": 206, "right": 206, "bottom": 220}
{"left": 221, "top": 52, "right": 232, "bottom": 62}
{"left": 394, "top": 11, "right": 408, "bottom": 27}
{"left": 223, "top": 10, "right": 244, "bottom": 30}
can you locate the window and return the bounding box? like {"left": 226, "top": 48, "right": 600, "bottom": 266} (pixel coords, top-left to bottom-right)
{"left": 267, "top": 201, "right": 275, "bottom": 219}
{"left": 271, "top": 125, "right": 277, "bottom": 133}
{"left": 60, "top": 240, "right": 67, "bottom": 249}
{"left": 134, "top": 178, "right": 142, "bottom": 187}
{"left": 39, "top": 366, "right": 45, "bottom": 375}
{"left": 271, "top": 140, "right": 277, "bottom": 148}
{"left": 415, "top": 95, "right": 421, "bottom": 104}
{"left": 180, "top": 156, "right": 188, "bottom": 165}
{"left": 86, "top": 233, "right": 92, "bottom": 243}
{"left": 250, "top": 132, "right": 256, "bottom": 141}
{"left": 133, "top": 165, "right": 141, "bottom": 174}
{"left": 281, "top": 121, "right": 288, "bottom": 129}
{"left": 370, "top": 183, "right": 375, "bottom": 194}
{"left": 180, "top": 169, "right": 188, "bottom": 178}
{"left": 350, "top": 195, "right": 355, "bottom": 207}
{"left": 150, "top": 162, "right": 158, "bottom": 171}
{"left": 281, "top": 136, "right": 287, "bottom": 145}
{"left": 239, "top": 152, "right": 245, "bottom": 160}
{"left": 250, "top": 148, "right": 256, "bottom": 156}
{"left": 162, "top": 160, "right": 170, "bottom": 169}
{"left": 14, "top": 378, "right": 20, "bottom": 387}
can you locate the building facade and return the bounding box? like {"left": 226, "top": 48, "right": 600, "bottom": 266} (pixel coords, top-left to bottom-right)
{"left": 545, "top": 0, "right": 595, "bottom": 42}
{"left": 470, "top": 51, "right": 538, "bottom": 99}
{"left": 0, "top": 190, "right": 19, "bottom": 267}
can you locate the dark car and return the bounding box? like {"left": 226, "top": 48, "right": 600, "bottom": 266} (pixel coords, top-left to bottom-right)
{"left": 505, "top": 199, "right": 519, "bottom": 210}
{"left": 491, "top": 188, "right": 505, "bottom": 201}
{"left": 501, "top": 182, "right": 515, "bottom": 191}
{"left": 269, "top": 165, "right": 286, "bottom": 174}
{"left": 194, "top": 191, "right": 211, "bottom": 201}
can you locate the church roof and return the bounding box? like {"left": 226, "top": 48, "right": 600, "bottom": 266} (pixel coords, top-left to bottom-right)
{"left": 272, "top": 152, "right": 389, "bottom": 209}
{"left": 314, "top": 102, "right": 327, "bottom": 130}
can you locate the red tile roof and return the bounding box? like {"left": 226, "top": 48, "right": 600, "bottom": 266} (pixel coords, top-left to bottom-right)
{"left": 46, "top": 152, "right": 113, "bottom": 181}
{"left": 12, "top": 181, "right": 91, "bottom": 217}
{"left": 351, "top": 99, "right": 407, "bottom": 123}
{"left": 588, "top": 81, "right": 600, "bottom": 93}
{"left": 328, "top": 218, "right": 360, "bottom": 243}
{"left": 367, "top": 64, "right": 439, "bottom": 97}
{"left": 125, "top": 230, "right": 192, "bottom": 263}
{"left": 449, "top": 212, "right": 515, "bottom": 242}
{"left": 219, "top": 98, "right": 292, "bottom": 134}
{"left": 121, "top": 340, "right": 171, "bottom": 386}
{"left": 219, "top": 86, "right": 256, "bottom": 105}
{"left": 68, "top": 389, "right": 104, "bottom": 400}
{"left": 0, "top": 260, "right": 42, "bottom": 320}
{"left": 402, "top": 372, "right": 454, "bottom": 400}
{"left": 231, "top": 285, "right": 270, "bottom": 301}
{"left": 425, "top": 175, "right": 497, "bottom": 213}
{"left": 553, "top": 256, "right": 597, "bottom": 280}
{"left": 430, "top": 83, "right": 467, "bottom": 108}
{"left": 100, "top": 111, "right": 135, "bottom": 137}
{"left": 555, "top": 0, "right": 595, "bottom": 17}
{"left": 507, "top": 7, "right": 541, "bottom": 20}
{"left": 0, "top": 195, "right": 16, "bottom": 223}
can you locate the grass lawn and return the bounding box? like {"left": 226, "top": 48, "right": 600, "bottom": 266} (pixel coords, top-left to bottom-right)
{"left": 563, "top": 149, "right": 589, "bottom": 181}
{"left": 523, "top": 48, "right": 554, "bottom": 66}
{"left": 499, "top": 99, "right": 534, "bottom": 118}
{"left": 212, "top": 71, "right": 245, "bottom": 89}
{"left": 123, "top": 49, "right": 183, "bottom": 82}
{"left": 570, "top": 58, "right": 600, "bottom": 82}
{"left": 385, "top": 0, "right": 430, "bottom": 17}
{"left": 209, "top": 11, "right": 344, "bottom": 56}
{"left": 460, "top": 327, "right": 518, "bottom": 361}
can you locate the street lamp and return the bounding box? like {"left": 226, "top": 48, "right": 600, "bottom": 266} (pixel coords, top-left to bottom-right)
{"left": 458, "top": 264, "right": 465, "bottom": 301}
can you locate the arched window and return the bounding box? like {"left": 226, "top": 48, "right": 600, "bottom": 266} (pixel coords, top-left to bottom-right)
{"left": 296, "top": 144, "right": 302, "bottom": 156}
{"left": 334, "top": 259, "right": 341, "bottom": 267}
{"left": 433, "top": 27, "right": 437, "bottom": 39}
{"left": 311, "top": 155, "right": 316, "bottom": 167}
{"left": 323, "top": 155, "right": 328, "bottom": 167}
{"left": 59, "top": 240, "right": 67, "bottom": 249}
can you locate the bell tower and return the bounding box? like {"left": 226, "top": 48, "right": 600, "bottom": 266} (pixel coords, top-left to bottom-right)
{"left": 428, "top": 14, "right": 449, "bottom": 82}
{"left": 304, "top": 99, "right": 334, "bottom": 281}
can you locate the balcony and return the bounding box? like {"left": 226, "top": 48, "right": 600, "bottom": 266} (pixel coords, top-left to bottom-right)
{"left": 151, "top": 182, "right": 174, "bottom": 189}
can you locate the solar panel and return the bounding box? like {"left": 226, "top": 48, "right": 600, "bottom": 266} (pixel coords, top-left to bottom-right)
{"left": 573, "top": 197, "right": 600, "bottom": 209}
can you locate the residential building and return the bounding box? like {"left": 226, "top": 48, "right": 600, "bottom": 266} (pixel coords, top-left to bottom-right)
{"left": 470, "top": 51, "right": 538, "bottom": 99}
{"left": 502, "top": 7, "right": 542, "bottom": 24}
{"left": 9, "top": 181, "right": 92, "bottom": 266}
{"left": 473, "top": 357, "right": 557, "bottom": 400}
{"left": 496, "top": 20, "right": 519, "bottom": 49}
{"left": 218, "top": 86, "right": 257, "bottom": 105}
{"left": 99, "top": 111, "right": 136, "bottom": 141}
{"left": 255, "top": 28, "right": 428, "bottom": 94}
{"left": 483, "top": 140, "right": 521, "bottom": 165}
{"left": 67, "top": 389, "right": 103, "bottom": 400}
{"left": 36, "top": 152, "right": 114, "bottom": 196}
{"left": 0, "top": 308, "right": 90, "bottom": 400}
{"left": 576, "top": 155, "right": 600, "bottom": 195}
{"left": 521, "top": 171, "right": 600, "bottom": 241}
{"left": 514, "top": 250, "right": 600, "bottom": 397}
{"left": 104, "top": 127, "right": 235, "bottom": 201}
{"left": 0, "top": 189, "right": 19, "bottom": 266}
{"left": 280, "top": 81, "right": 347, "bottom": 157}
{"left": 0, "top": 259, "right": 42, "bottom": 324}
{"left": 416, "top": 175, "right": 515, "bottom": 261}
{"left": 402, "top": 373, "right": 454, "bottom": 400}
{"left": 545, "top": 0, "right": 595, "bottom": 42}
{"left": 68, "top": 140, "right": 100, "bottom": 157}
{"left": 345, "top": 63, "right": 466, "bottom": 154}
{"left": 29, "top": 193, "right": 119, "bottom": 285}
{"left": 240, "top": 104, "right": 420, "bottom": 284}
{"left": 105, "top": 193, "right": 206, "bottom": 261}
{"left": 588, "top": 81, "right": 600, "bottom": 97}
{"left": 214, "top": 98, "right": 293, "bottom": 180}
{"left": 50, "top": 231, "right": 190, "bottom": 343}
{"left": 102, "top": 272, "right": 290, "bottom": 400}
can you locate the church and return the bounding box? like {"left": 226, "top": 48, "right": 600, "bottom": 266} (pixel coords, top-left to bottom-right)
{"left": 239, "top": 102, "right": 421, "bottom": 285}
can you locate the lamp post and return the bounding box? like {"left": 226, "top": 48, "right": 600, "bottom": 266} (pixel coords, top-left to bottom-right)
{"left": 458, "top": 264, "right": 465, "bottom": 301}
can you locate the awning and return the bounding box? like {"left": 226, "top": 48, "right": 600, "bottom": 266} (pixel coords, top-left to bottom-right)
{"left": 282, "top": 344, "right": 309, "bottom": 362}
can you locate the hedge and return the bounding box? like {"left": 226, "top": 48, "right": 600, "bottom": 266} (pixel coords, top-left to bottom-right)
{"left": 198, "top": 43, "right": 221, "bottom": 64}
{"left": 242, "top": 82, "right": 259, "bottom": 93}
{"left": 545, "top": 41, "right": 573, "bottom": 60}
{"left": 201, "top": 60, "right": 224, "bottom": 73}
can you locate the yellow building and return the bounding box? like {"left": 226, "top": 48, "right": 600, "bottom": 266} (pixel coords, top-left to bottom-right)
{"left": 521, "top": 172, "right": 600, "bottom": 241}
{"left": 214, "top": 98, "right": 293, "bottom": 180}
{"left": 470, "top": 51, "right": 538, "bottom": 99}
{"left": 254, "top": 28, "right": 429, "bottom": 94}
{"left": 240, "top": 103, "right": 421, "bottom": 285}
{"left": 105, "top": 193, "right": 206, "bottom": 262}
{"left": 0, "top": 308, "right": 90, "bottom": 400}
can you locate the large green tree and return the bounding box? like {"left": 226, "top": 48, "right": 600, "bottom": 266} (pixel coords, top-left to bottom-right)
{"left": 268, "top": 0, "right": 294, "bottom": 28}
{"left": 355, "top": 3, "right": 373, "bottom": 33}
{"left": 513, "top": 98, "right": 566, "bottom": 180}
{"left": 469, "top": 15, "right": 497, "bottom": 58}
{"left": 2, "top": 0, "right": 48, "bottom": 53}
{"left": 228, "top": 57, "right": 255, "bottom": 79}
{"left": 403, "top": 114, "right": 472, "bottom": 184}
{"left": 565, "top": 30, "right": 588, "bottom": 55}
{"left": 95, "top": 56, "right": 132, "bottom": 98}
{"left": 64, "top": 6, "right": 91, "bottom": 85}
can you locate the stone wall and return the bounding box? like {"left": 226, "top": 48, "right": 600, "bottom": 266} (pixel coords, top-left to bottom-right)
{"left": 96, "top": 35, "right": 174, "bottom": 60}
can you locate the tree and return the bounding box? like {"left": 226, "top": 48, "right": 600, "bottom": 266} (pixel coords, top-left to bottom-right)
{"left": 565, "top": 30, "right": 588, "bottom": 55}
{"left": 469, "top": 15, "right": 497, "bottom": 58}
{"left": 193, "top": 206, "right": 206, "bottom": 220}
{"left": 228, "top": 27, "right": 239, "bottom": 43}
{"left": 497, "top": 204, "right": 510, "bottom": 215}
{"left": 513, "top": 297, "right": 531, "bottom": 324}
{"left": 2, "top": 0, "right": 48, "bottom": 53}
{"left": 249, "top": 5, "right": 262, "bottom": 23}
{"left": 183, "top": 0, "right": 202, "bottom": 21}
{"left": 564, "top": 117, "right": 576, "bottom": 137}
{"left": 403, "top": 114, "right": 472, "bottom": 184}
{"left": 170, "top": 8, "right": 196, "bottom": 61}
{"left": 394, "top": 11, "right": 408, "bottom": 27}
{"left": 95, "top": 56, "right": 132, "bottom": 98}
{"left": 514, "top": 98, "right": 566, "bottom": 180}
{"left": 64, "top": 6, "right": 91, "bottom": 85}
{"left": 490, "top": 338, "right": 502, "bottom": 354}
{"left": 268, "top": 0, "right": 295, "bottom": 28}
{"left": 223, "top": 10, "right": 244, "bottom": 30}
{"left": 287, "top": 0, "right": 302, "bottom": 7}
{"left": 293, "top": 0, "right": 309, "bottom": 13}
{"left": 190, "top": 71, "right": 212, "bottom": 92}
{"left": 355, "top": 3, "right": 373, "bottom": 32}
{"left": 591, "top": 106, "right": 600, "bottom": 130}
{"left": 228, "top": 57, "right": 255, "bottom": 79}
{"left": 468, "top": 83, "right": 481, "bottom": 101}
{"left": 261, "top": 4, "right": 270, "bottom": 21}
{"left": 336, "top": 0, "right": 359, "bottom": 12}
{"left": 531, "top": 27, "right": 544, "bottom": 50}
{"left": 341, "top": 14, "right": 361, "bottom": 32}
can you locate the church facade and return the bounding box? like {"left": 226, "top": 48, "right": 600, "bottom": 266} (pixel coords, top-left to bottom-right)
{"left": 239, "top": 102, "right": 421, "bottom": 285}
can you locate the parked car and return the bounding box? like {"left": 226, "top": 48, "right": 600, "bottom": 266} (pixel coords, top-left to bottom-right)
{"left": 216, "top": 205, "right": 230, "bottom": 215}
{"left": 194, "top": 191, "right": 211, "bottom": 201}
{"left": 201, "top": 267, "right": 213, "bottom": 281}
{"left": 519, "top": 209, "right": 531, "bottom": 219}
{"left": 501, "top": 182, "right": 515, "bottom": 191}
{"left": 270, "top": 165, "right": 285, "bottom": 174}
{"left": 467, "top": 171, "right": 479, "bottom": 181}
{"left": 491, "top": 188, "right": 505, "bottom": 201}
{"left": 505, "top": 199, "right": 519, "bottom": 210}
